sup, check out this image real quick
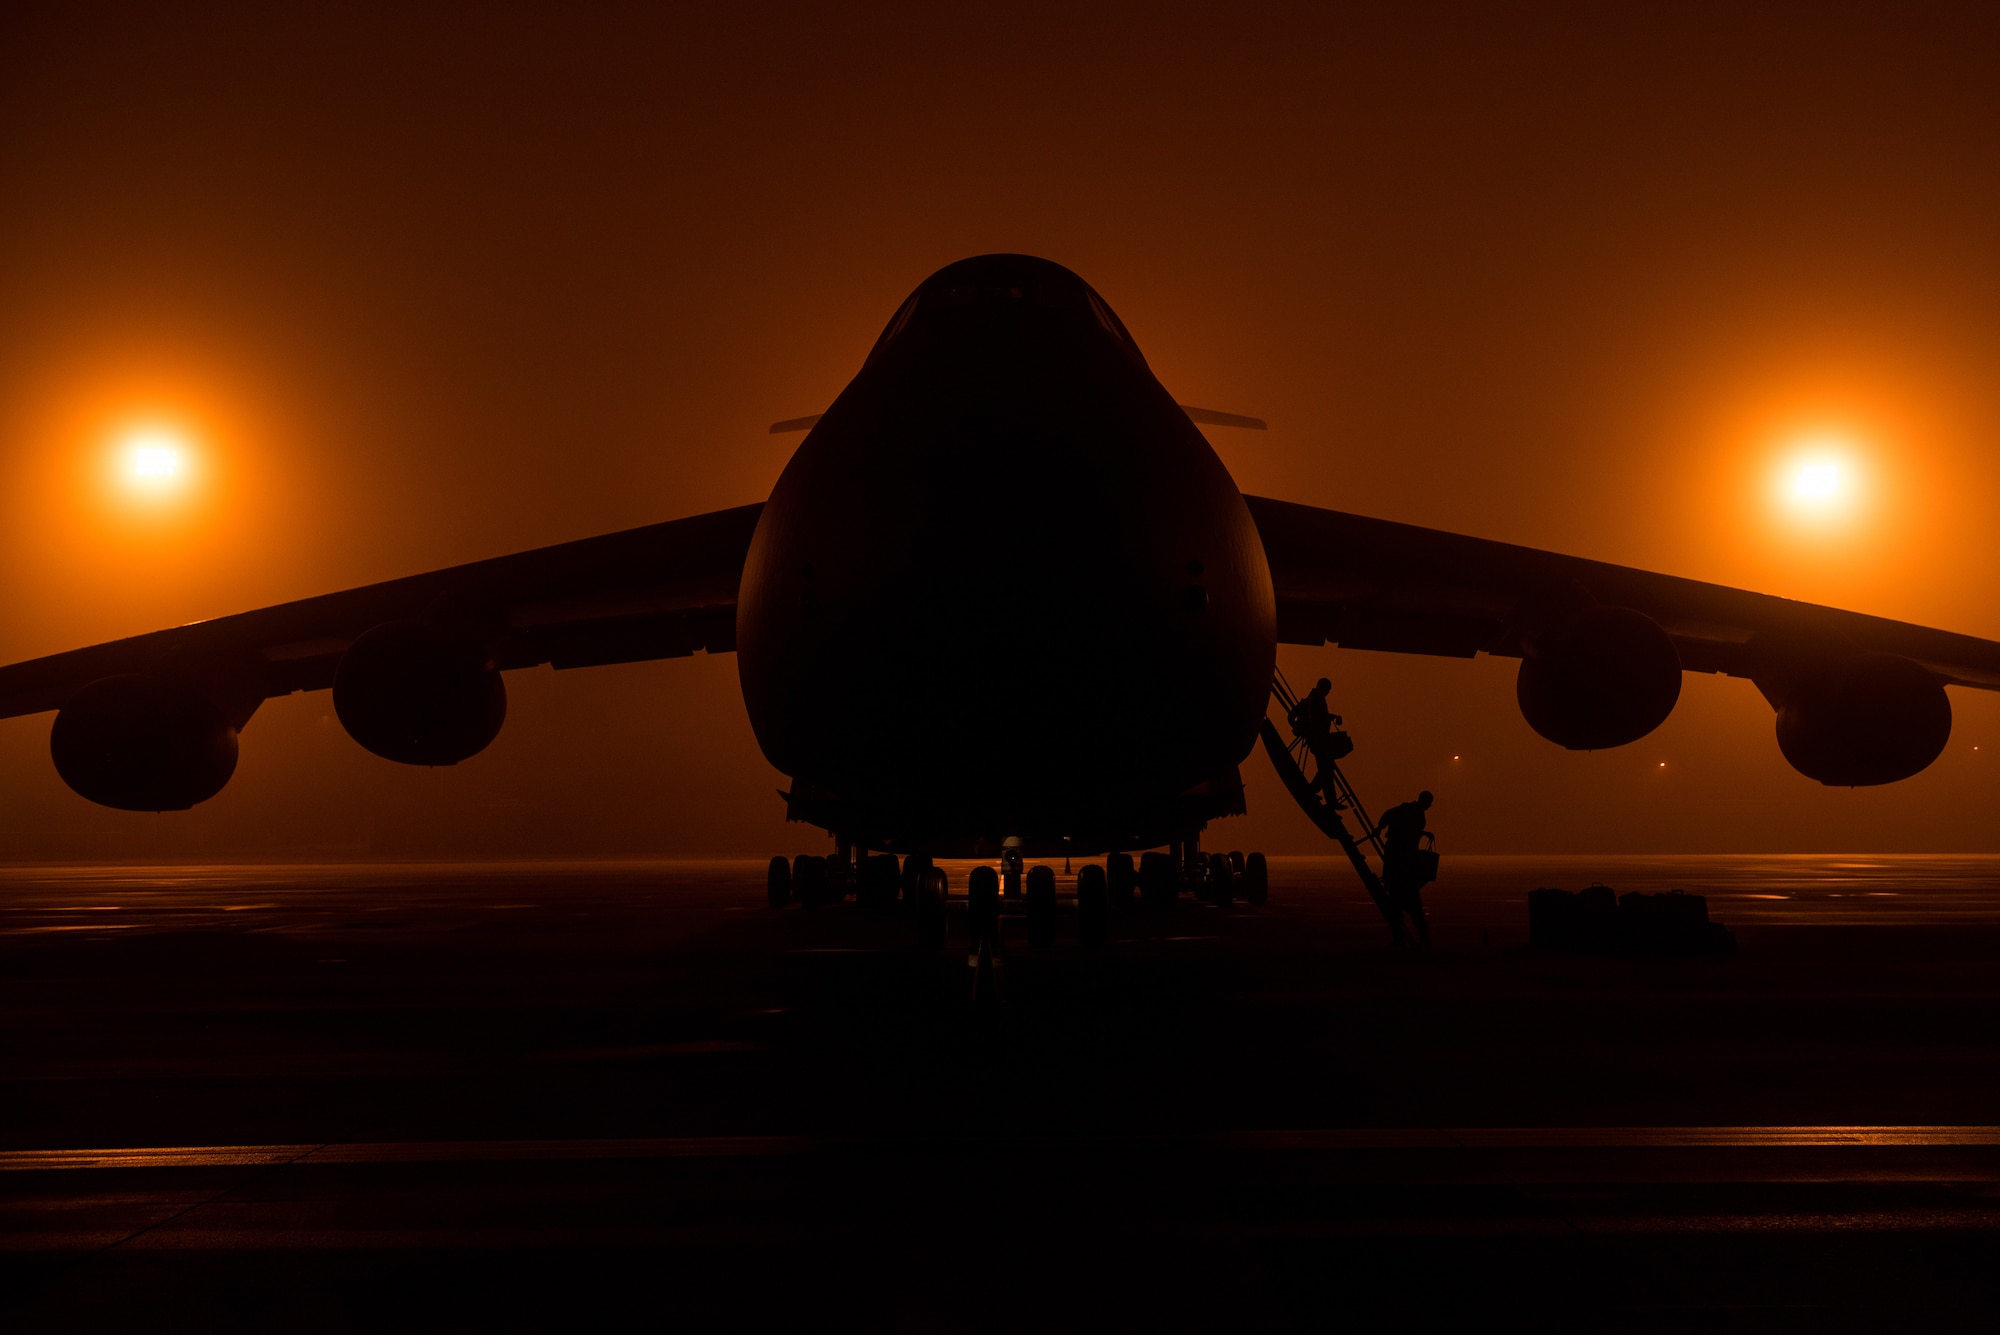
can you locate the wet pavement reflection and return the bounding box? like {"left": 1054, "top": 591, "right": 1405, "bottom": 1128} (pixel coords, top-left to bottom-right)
{"left": 4, "top": 856, "right": 2000, "bottom": 1330}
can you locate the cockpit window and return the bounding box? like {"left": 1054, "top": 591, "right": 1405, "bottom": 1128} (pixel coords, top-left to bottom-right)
{"left": 1085, "top": 290, "right": 1130, "bottom": 346}
{"left": 863, "top": 291, "right": 922, "bottom": 364}
{"left": 865, "top": 262, "right": 1145, "bottom": 367}
{"left": 880, "top": 292, "right": 921, "bottom": 342}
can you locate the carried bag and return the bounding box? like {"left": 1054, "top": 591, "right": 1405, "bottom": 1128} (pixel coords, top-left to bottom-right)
{"left": 1411, "top": 832, "right": 1439, "bottom": 886}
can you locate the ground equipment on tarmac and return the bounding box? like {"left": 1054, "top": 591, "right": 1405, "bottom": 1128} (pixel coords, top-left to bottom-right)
{"left": 1530, "top": 885, "right": 1736, "bottom": 957}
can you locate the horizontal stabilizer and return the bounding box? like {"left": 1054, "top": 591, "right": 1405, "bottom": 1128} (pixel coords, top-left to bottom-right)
{"left": 1179, "top": 405, "right": 1267, "bottom": 430}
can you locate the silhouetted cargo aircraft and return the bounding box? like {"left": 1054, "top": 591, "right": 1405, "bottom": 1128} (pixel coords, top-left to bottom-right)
{"left": 4, "top": 255, "right": 1996, "bottom": 857}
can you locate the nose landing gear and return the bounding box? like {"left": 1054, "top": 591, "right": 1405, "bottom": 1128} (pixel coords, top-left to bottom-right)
{"left": 967, "top": 864, "right": 1003, "bottom": 1003}
{"left": 916, "top": 865, "right": 948, "bottom": 949}
{"left": 1077, "top": 864, "right": 1109, "bottom": 947}
{"left": 1025, "top": 865, "right": 1057, "bottom": 947}
{"left": 762, "top": 833, "right": 1269, "bottom": 1006}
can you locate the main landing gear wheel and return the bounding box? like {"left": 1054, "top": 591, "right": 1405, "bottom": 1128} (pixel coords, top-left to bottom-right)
{"left": 1206, "top": 852, "right": 1234, "bottom": 906}
{"left": 767, "top": 855, "right": 791, "bottom": 908}
{"left": 967, "top": 865, "right": 1002, "bottom": 1003}
{"left": 902, "top": 854, "right": 934, "bottom": 909}
{"left": 1026, "top": 865, "right": 1056, "bottom": 948}
{"left": 1227, "top": 850, "right": 1245, "bottom": 875}
{"left": 1107, "top": 852, "right": 1136, "bottom": 911}
{"left": 1244, "top": 851, "right": 1269, "bottom": 905}
{"left": 1077, "top": 864, "right": 1109, "bottom": 947}
{"left": 916, "top": 866, "right": 948, "bottom": 950}
{"left": 796, "top": 855, "right": 831, "bottom": 910}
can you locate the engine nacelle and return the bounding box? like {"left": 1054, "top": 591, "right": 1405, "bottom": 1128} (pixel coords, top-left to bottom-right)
{"left": 1516, "top": 606, "right": 1682, "bottom": 750}
{"left": 1773, "top": 652, "right": 1950, "bottom": 786}
{"left": 333, "top": 621, "right": 506, "bottom": 766}
{"left": 50, "top": 674, "right": 239, "bottom": 811}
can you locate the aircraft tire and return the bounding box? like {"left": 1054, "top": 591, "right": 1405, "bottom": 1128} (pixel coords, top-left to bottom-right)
{"left": 797, "top": 856, "right": 831, "bottom": 910}
{"left": 1026, "top": 865, "right": 1057, "bottom": 947}
{"left": 916, "top": 867, "right": 948, "bottom": 949}
{"left": 902, "top": 854, "right": 933, "bottom": 909}
{"left": 767, "top": 855, "right": 792, "bottom": 908}
{"left": 1244, "top": 852, "right": 1269, "bottom": 906}
{"left": 1228, "top": 849, "right": 1245, "bottom": 874}
{"left": 1077, "top": 864, "right": 1108, "bottom": 947}
{"left": 1208, "top": 852, "right": 1234, "bottom": 905}
{"left": 967, "top": 865, "right": 1000, "bottom": 951}
{"left": 1107, "top": 852, "right": 1136, "bottom": 910}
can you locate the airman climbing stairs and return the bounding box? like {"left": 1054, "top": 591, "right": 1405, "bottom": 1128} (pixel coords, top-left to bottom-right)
{"left": 1257, "top": 671, "right": 1404, "bottom": 929}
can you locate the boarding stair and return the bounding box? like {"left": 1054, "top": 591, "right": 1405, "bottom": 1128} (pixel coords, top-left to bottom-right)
{"left": 1257, "top": 671, "right": 1404, "bottom": 928}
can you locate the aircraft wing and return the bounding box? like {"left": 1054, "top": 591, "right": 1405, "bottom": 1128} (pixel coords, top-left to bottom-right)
{"left": 1243, "top": 494, "right": 2000, "bottom": 692}
{"left": 0, "top": 502, "right": 764, "bottom": 722}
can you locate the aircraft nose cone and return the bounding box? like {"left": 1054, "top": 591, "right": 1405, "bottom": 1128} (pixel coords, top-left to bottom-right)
{"left": 735, "top": 276, "right": 1275, "bottom": 842}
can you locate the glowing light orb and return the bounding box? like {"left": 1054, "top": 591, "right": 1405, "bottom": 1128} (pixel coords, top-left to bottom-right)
{"left": 130, "top": 442, "right": 180, "bottom": 479}
{"left": 1788, "top": 458, "right": 1844, "bottom": 503}
{"left": 1773, "top": 436, "right": 1863, "bottom": 523}
{"left": 114, "top": 426, "right": 194, "bottom": 498}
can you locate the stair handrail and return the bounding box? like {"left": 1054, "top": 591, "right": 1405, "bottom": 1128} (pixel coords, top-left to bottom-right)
{"left": 1267, "top": 671, "right": 1385, "bottom": 861}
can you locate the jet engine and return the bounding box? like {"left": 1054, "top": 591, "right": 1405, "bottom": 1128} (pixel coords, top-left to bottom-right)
{"left": 1772, "top": 652, "right": 1950, "bottom": 786}
{"left": 333, "top": 621, "right": 506, "bottom": 765}
{"left": 50, "top": 674, "right": 239, "bottom": 811}
{"left": 1516, "top": 606, "right": 1682, "bottom": 750}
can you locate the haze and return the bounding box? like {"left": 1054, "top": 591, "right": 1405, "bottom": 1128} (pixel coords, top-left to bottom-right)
{"left": 3, "top": 3, "right": 1998, "bottom": 859}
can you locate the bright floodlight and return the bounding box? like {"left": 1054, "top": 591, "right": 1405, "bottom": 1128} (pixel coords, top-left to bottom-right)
{"left": 1775, "top": 437, "right": 1860, "bottom": 522}
{"left": 1789, "top": 458, "right": 1844, "bottom": 504}
{"left": 118, "top": 426, "right": 191, "bottom": 495}
{"left": 131, "top": 442, "right": 180, "bottom": 478}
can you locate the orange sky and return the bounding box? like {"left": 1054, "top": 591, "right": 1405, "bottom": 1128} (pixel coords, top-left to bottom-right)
{"left": 2, "top": 3, "right": 1999, "bottom": 858}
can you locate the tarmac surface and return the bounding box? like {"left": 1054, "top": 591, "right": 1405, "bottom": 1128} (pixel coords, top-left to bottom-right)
{"left": 4, "top": 853, "right": 2000, "bottom": 1331}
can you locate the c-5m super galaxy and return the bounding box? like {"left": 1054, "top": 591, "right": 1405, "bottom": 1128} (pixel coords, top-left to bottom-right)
{"left": 5, "top": 255, "right": 1993, "bottom": 917}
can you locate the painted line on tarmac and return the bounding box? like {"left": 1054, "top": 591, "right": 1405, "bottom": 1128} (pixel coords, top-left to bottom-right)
{"left": 5, "top": 1126, "right": 2000, "bottom": 1171}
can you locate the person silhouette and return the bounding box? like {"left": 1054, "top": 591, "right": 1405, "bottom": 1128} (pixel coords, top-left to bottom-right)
{"left": 1288, "top": 677, "right": 1340, "bottom": 795}
{"left": 1374, "top": 790, "right": 1435, "bottom": 946}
